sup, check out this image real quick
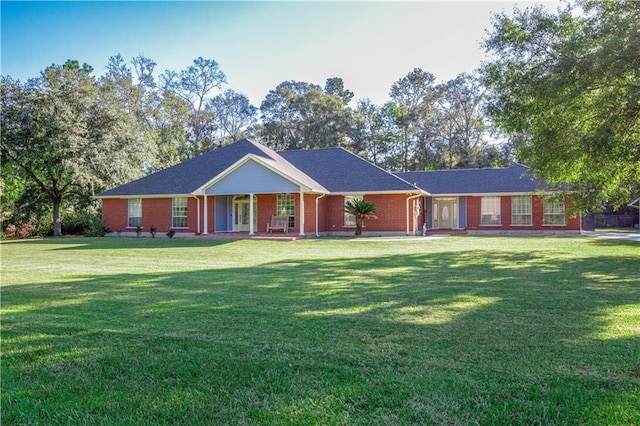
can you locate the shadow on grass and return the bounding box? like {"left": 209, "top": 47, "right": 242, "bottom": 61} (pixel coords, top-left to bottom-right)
{"left": 0, "top": 237, "right": 236, "bottom": 250}
{"left": 2, "top": 242, "right": 639, "bottom": 424}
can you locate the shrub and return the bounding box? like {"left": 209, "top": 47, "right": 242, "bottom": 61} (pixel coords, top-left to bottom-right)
{"left": 61, "top": 210, "right": 104, "bottom": 236}
{"left": 84, "top": 219, "right": 108, "bottom": 237}
{"left": 4, "top": 224, "right": 17, "bottom": 238}
{"left": 18, "top": 219, "right": 36, "bottom": 238}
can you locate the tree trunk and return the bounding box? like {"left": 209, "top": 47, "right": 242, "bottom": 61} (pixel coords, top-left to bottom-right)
{"left": 355, "top": 217, "right": 363, "bottom": 237}
{"left": 53, "top": 195, "right": 62, "bottom": 236}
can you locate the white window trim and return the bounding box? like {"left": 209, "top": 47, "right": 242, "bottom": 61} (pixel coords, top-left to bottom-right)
{"left": 480, "top": 196, "right": 501, "bottom": 226}
{"left": 543, "top": 197, "right": 566, "bottom": 226}
{"left": 511, "top": 195, "right": 533, "bottom": 226}
{"left": 172, "top": 197, "right": 189, "bottom": 229}
{"left": 277, "top": 194, "right": 296, "bottom": 228}
{"left": 127, "top": 198, "right": 142, "bottom": 228}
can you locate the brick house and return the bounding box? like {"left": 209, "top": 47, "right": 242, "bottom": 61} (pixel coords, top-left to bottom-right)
{"left": 97, "top": 139, "right": 580, "bottom": 237}
{"left": 397, "top": 165, "right": 580, "bottom": 234}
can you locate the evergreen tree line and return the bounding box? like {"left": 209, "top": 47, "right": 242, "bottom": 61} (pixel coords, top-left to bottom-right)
{"left": 1, "top": 57, "right": 509, "bottom": 236}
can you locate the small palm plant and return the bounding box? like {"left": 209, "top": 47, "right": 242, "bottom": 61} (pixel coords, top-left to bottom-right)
{"left": 344, "top": 198, "right": 378, "bottom": 237}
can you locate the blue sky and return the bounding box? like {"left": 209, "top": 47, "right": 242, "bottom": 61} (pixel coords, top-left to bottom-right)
{"left": 1, "top": 1, "right": 555, "bottom": 106}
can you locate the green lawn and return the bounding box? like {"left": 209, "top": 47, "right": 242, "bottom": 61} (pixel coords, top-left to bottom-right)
{"left": 2, "top": 236, "right": 639, "bottom": 424}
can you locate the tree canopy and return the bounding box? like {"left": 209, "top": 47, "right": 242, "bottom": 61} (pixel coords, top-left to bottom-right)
{"left": 2, "top": 55, "right": 511, "bottom": 236}
{"left": 482, "top": 0, "right": 640, "bottom": 212}
{"left": 1, "top": 61, "right": 149, "bottom": 235}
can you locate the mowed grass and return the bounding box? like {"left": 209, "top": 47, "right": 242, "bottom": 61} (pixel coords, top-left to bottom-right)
{"left": 1, "top": 236, "right": 639, "bottom": 425}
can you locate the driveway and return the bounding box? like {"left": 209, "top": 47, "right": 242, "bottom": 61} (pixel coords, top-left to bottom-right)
{"left": 582, "top": 231, "right": 640, "bottom": 242}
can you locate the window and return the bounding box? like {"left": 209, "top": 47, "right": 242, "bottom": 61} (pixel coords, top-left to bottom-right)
{"left": 172, "top": 197, "right": 188, "bottom": 228}
{"left": 128, "top": 198, "right": 142, "bottom": 228}
{"left": 511, "top": 196, "right": 532, "bottom": 225}
{"left": 277, "top": 194, "right": 295, "bottom": 228}
{"left": 543, "top": 197, "right": 566, "bottom": 225}
{"left": 481, "top": 196, "right": 501, "bottom": 225}
{"left": 344, "top": 195, "right": 357, "bottom": 227}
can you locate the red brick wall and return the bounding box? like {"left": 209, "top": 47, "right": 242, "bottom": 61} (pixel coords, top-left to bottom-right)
{"left": 317, "top": 194, "right": 418, "bottom": 234}
{"left": 257, "top": 194, "right": 277, "bottom": 233}
{"left": 102, "top": 197, "right": 205, "bottom": 234}
{"left": 102, "top": 198, "right": 128, "bottom": 232}
{"left": 466, "top": 195, "right": 580, "bottom": 231}
{"left": 101, "top": 193, "right": 435, "bottom": 236}
{"left": 302, "top": 193, "right": 317, "bottom": 235}
{"left": 365, "top": 194, "right": 412, "bottom": 232}
{"left": 143, "top": 198, "right": 173, "bottom": 231}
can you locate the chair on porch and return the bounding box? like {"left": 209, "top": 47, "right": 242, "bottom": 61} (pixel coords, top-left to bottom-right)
{"left": 266, "top": 215, "right": 289, "bottom": 233}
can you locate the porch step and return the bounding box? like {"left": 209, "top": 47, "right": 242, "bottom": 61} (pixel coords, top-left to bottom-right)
{"left": 193, "top": 232, "right": 311, "bottom": 241}
{"left": 426, "top": 229, "right": 467, "bottom": 236}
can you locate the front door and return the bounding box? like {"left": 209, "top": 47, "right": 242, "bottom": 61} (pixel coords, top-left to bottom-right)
{"left": 433, "top": 198, "right": 457, "bottom": 229}
{"left": 233, "top": 196, "right": 257, "bottom": 232}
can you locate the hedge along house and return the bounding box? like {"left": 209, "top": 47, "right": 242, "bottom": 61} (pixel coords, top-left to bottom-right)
{"left": 396, "top": 165, "right": 581, "bottom": 234}
{"left": 96, "top": 139, "right": 425, "bottom": 237}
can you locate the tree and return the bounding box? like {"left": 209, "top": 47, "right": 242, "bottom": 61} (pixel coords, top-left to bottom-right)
{"left": 153, "top": 91, "right": 192, "bottom": 170}
{"left": 259, "top": 80, "right": 319, "bottom": 150}
{"left": 482, "top": 0, "right": 640, "bottom": 212}
{"left": 259, "top": 79, "right": 354, "bottom": 150}
{"left": 435, "top": 73, "right": 494, "bottom": 169}
{"left": 343, "top": 198, "right": 377, "bottom": 237}
{"left": 324, "top": 77, "right": 354, "bottom": 105}
{"left": 207, "top": 89, "right": 257, "bottom": 143}
{"left": 102, "top": 54, "right": 157, "bottom": 170}
{"left": 351, "top": 98, "right": 390, "bottom": 167}
{"left": 301, "top": 89, "right": 353, "bottom": 149}
{"left": 160, "top": 57, "right": 226, "bottom": 155}
{"left": 389, "top": 68, "right": 441, "bottom": 171}
{"left": 0, "top": 61, "right": 147, "bottom": 236}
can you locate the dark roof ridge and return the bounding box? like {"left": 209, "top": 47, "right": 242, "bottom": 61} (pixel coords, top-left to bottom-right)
{"left": 402, "top": 163, "right": 529, "bottom": 174}
{"left": 277, "top": 146, "right": 346, "bottom": 153}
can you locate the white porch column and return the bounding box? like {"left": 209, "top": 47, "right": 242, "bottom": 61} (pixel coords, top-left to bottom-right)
{"left": 196, "top": 196, "right": 201, "bottom": 235}
{"left": 299, "top": 192, "right": 305, "bottom": 236}
{"left": 249, "top": 193, "right": 255, "bottom": 235}
{"left": 203, "top": 194, "right": 208, "bottom": 235}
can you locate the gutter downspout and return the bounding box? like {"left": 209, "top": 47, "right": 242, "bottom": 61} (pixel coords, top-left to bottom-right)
{"left": 579, "top": 209, "right": 583, "bottom": 234}
{"left": 406, "top": 193, "right": 423, "bottom": 236}
{"left": 315, "top": 193, "right": 327, "bottom": 237}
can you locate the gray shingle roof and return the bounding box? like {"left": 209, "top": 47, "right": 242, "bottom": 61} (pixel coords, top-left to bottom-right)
{"left": 396, "top": 164, "right": 551, "bottom": 195}
{"left": 98, "top": 139, "right": 287, "bottom": 197}
{"left": 98, "top": 140, "right": 419, "bottom": 197}
{"left": 102, "top": 139, "right": 549, "bottom": 198}
{"left": 279, "top": 148, "right": 418, "bottom": 193}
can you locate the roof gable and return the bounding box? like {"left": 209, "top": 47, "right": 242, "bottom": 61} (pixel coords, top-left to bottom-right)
{"left": 203, "top": 155, "right": 311, "bottom": 195}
